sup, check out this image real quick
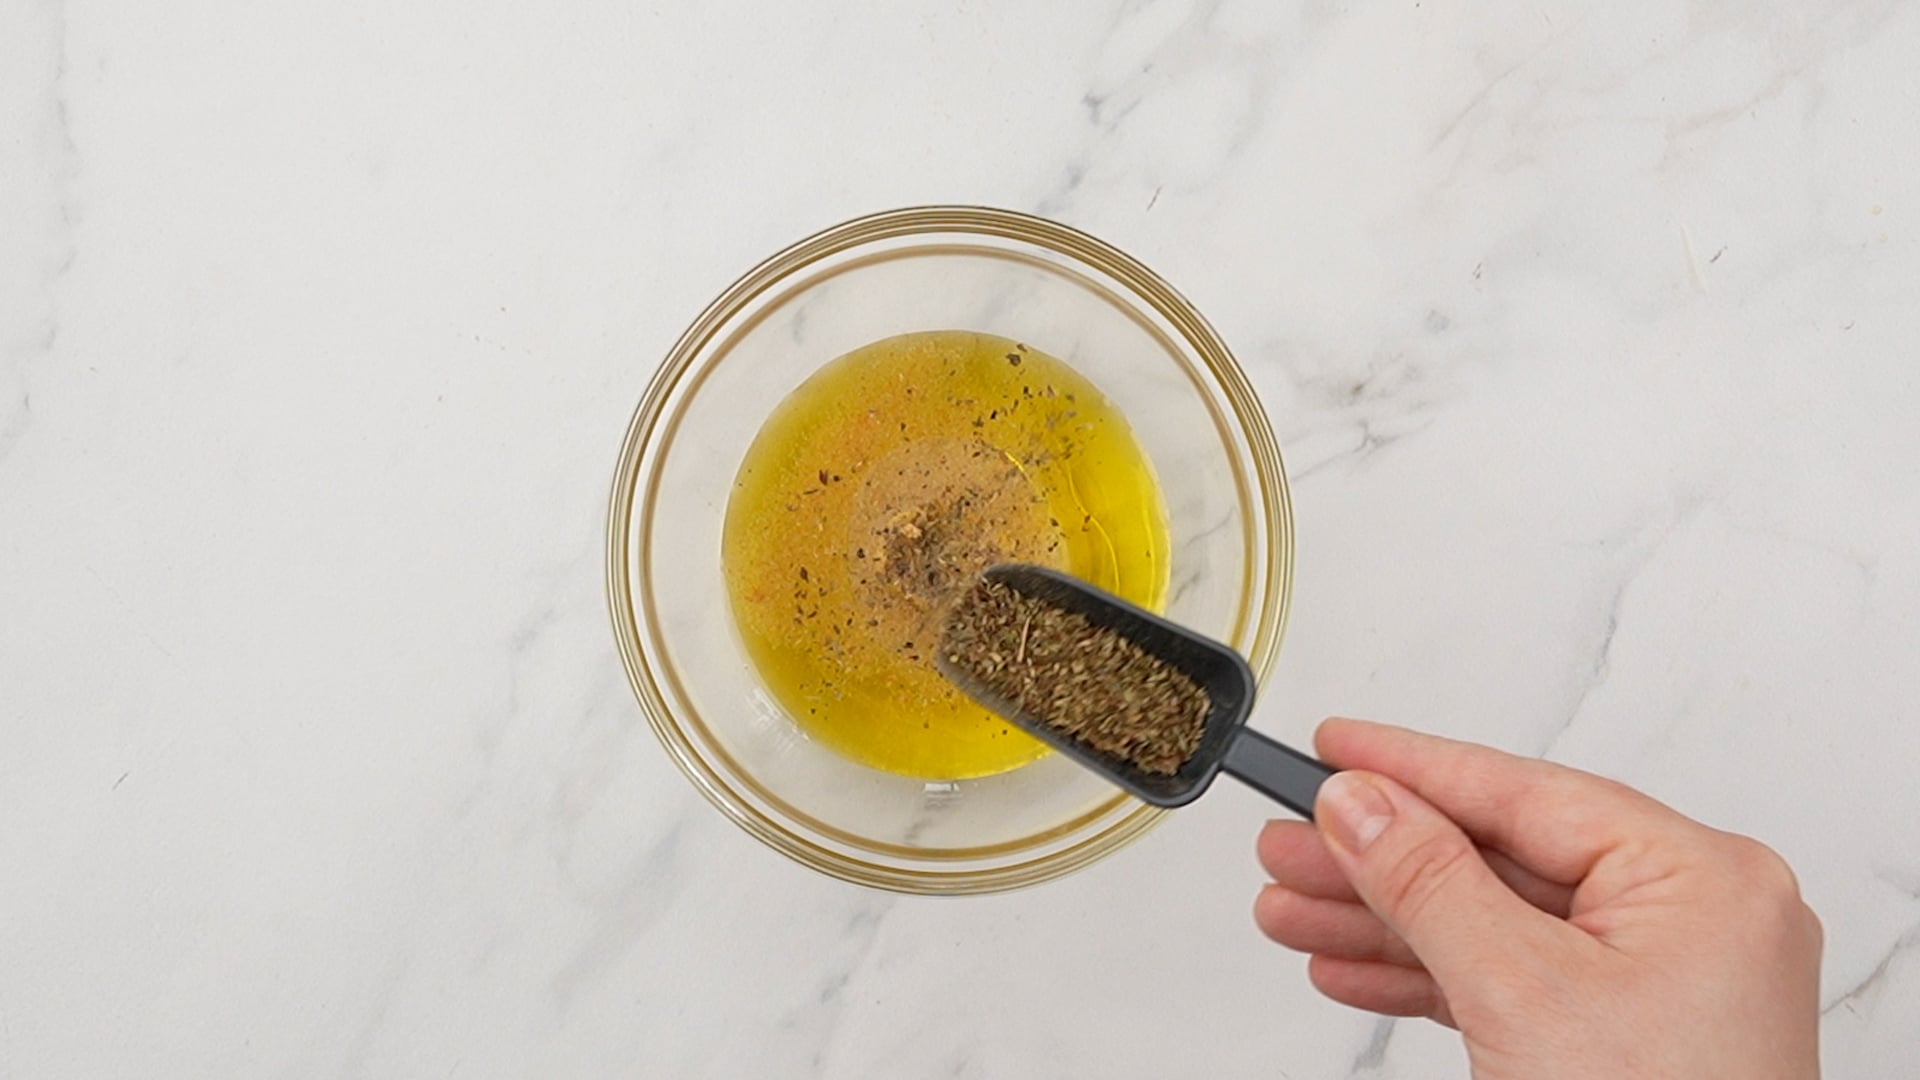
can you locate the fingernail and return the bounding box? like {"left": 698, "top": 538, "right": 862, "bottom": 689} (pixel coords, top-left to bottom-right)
{"left": 1319, "top": 772, "right": 1395, "bottom": 854}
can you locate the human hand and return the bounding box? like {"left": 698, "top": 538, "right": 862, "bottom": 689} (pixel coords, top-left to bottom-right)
{"left": 1254, "top": 718, "right": 1822, "bottom": 1080}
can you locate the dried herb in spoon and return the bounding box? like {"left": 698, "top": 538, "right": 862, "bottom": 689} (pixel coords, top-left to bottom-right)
{"left": 940, "top": 577, "right": 1209, "bottom": 775}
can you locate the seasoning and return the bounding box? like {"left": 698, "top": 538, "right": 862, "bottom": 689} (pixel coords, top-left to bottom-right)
{"left": 941, "top": 578, "right": 1209, "bottom": 775}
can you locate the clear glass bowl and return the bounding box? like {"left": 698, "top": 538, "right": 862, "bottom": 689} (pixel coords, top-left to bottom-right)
{"left": 606, "top": 206, "right": 1291, "bottom": 894}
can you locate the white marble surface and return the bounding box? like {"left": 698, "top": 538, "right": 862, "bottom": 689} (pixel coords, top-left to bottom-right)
{"left": 4, "top": 1, "right": 1918, "bottom": 1076}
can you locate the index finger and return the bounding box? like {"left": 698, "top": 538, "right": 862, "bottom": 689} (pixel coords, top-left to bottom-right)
{"left": 1314, "top": 717, "right": 1704, "bottom": 887}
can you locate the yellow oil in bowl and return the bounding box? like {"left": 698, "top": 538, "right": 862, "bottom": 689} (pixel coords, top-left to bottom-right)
{"left": 723, "top": 330, "right": 1170, "bottom": 779}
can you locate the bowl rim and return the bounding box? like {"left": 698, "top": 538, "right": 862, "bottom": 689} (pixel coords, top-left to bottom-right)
{"left": 606, "top": 205, "right": 1292, "bottom": 894}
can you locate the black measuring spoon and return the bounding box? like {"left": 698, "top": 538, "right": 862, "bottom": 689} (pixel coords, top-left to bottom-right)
{"left": 936, "top": 564, "right": 1335, "bottom": 819}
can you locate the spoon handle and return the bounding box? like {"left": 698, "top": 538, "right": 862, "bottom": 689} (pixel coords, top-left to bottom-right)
{"left": 1220, "top": 729, "right": 1335, "bottom": 820}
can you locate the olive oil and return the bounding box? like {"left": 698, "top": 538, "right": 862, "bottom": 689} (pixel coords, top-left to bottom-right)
{"left": 722, "top": 330, "right": 1169, "bottom": 779}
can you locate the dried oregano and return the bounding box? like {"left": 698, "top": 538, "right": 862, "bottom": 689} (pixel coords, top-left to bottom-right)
{"left": 942, "top": 578, "right": 1209, "bottom": 775}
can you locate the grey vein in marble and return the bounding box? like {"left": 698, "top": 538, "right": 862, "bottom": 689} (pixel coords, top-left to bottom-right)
{"left": 1822, "top": 920, "right": 1920, "bottom": 1020}
{"left": 1348, "top": 1016, "right": 1397, "bottom": 1076}
{"left": 791, "top": 899, "right": 897, "bottom": 1076}
{"left": 1537, "top": 491, "right": 1718, "bottom": 761}
{"left": 0, "top": 0, "right": 78, "bottom": 467}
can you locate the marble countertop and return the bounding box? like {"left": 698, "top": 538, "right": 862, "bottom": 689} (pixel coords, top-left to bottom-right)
{"left": 5, "top": 2, "right": 1918, "bottom": 1076}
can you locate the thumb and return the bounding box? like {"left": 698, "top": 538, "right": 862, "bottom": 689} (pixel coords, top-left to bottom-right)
{"left": 1315, "top": 770, "right": 1561, "bottom": 982}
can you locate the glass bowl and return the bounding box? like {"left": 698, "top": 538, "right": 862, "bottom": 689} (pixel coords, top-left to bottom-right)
{"left": 606, "top": 206, "right": 1291, "bottom": 894}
